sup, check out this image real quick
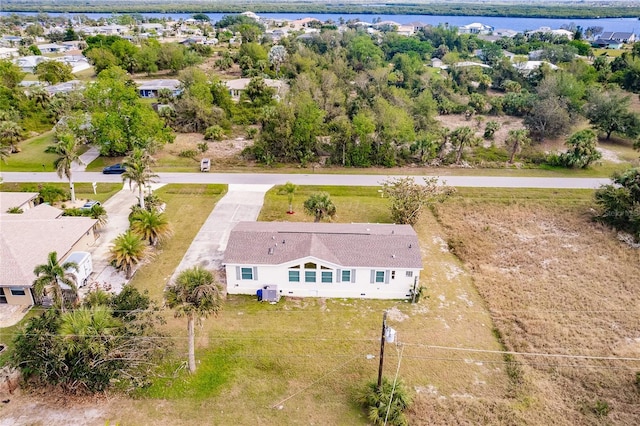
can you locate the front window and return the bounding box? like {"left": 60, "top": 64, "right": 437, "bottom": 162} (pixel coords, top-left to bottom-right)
{"left": 321, "top": 271, "right": 333, "bottom": 283}
{"left": 406, "top": 271, "right": 413, "bottom": 278}
{"left": 375, "top": 271, "right": 385, "bottom": 283}
{"left": 341, "top": 270, "right": 351, "bottom": 282}
{"left": 10, "top": 288, "right": 26, "bottom": 296}
{"left": 241, "top": 267, "right": 253, "bottom": 280}
{"left": 289, "top": 270, "right": 300, "bottom": 282}
{"left": 305, "top": 271, "right": 316, "bottom": 283}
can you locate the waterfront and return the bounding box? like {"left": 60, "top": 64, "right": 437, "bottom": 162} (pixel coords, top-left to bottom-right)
{"left": 2, "top": 11, "right": 640, "bottom": 33}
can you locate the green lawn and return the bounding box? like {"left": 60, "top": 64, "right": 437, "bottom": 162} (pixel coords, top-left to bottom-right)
{"left": 123, "top": 184, "right": 507, "bottom": 425}
{"left": 129, "top": 184, "right": 226, "bottom": 300}
{"left": 1, "top": 132, "right": 57, "bottom": 172}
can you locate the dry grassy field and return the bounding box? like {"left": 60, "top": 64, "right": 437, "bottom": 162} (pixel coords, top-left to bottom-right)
{"left": 430, "top": 189, "right": 640, "bottom": 425}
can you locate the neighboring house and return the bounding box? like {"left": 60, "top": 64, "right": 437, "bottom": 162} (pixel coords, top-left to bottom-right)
{"left": 527, "top": 27, "right": 574, "bottom": 40}
{"left": 56, "top": 55, "right": 91, "bottom": 73}
{"left": 0, "top": 36, "right": 23, "bottom": 46}
{"left": 458, "top": 22, "right": 494, "bottom": 35}
{"left": 593, "top": 38, "right": 624, "bottom": 49}
{"left": 514, "top": 60, "right": 559, "bottom": 75}
{"left": 0, "top": 47, "right": 19, "bottom": 59}
{"left": 0, "top": 196, "right": 97, "bottom": 306}
{"left": 136, "top": 79, "right": 182, "bottom": 98}
{"left": 13, "top": 55, "right": 50, "bottom": 73}
{"left": 223, "top": 222, "right": 423, "bottom": 300}
{"left": 430, "top": 57, "right": 445, "bottom": 69}
{"left": 36, "top": 43, "right": 69, "bottom": 54}
{"left": 225, "top": 78, "right": 288, "bottom": 101}
{"left": 598, "top": 31, "right": 636, "bottom": 44}
{"left": 453, "top": 61, "right": 492, "bottom": 69}
{"left": 0, "top": 192, "right": 38, "bottom": 212}
{"left": 44, "top": 79, "right": 84, "bottom": 96}
{"left": 494, "top": 28, "right": 519, "bottom": 38}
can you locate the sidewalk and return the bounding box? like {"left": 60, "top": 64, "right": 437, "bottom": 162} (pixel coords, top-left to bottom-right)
{"left": 170, "top": 184, "right": 273, "bottom": 283}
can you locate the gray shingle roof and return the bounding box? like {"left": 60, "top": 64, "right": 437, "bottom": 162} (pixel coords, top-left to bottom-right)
{"left": 223, "top": 222, "right": 423, "bottom": 269}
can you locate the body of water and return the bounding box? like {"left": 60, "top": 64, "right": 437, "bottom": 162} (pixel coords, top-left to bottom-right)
{"left": 2, "top": 11, "right": 640, "bottom": 34}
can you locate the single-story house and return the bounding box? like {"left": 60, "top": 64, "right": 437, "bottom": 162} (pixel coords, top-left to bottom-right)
{"left": 494, "top": 29, "right": 519, "bottom": 38}
{"left": 0, "top": 195, "right": 97, "bottom": 306}
{"left": 527, "top": 27, "right": 574, "bottom": 40}
{"left": 225, "top": 78, "right": 288, "bottom": 101}
{"left": 599, "top": 31, "right": 636, "bottom": 44}
{"left": 514, "top": 60, "right": 559, "bottom": 75}
{"left": 36, "top": 43, "right": 69, "bottom": 54}
{"left": 223, "top": 222, "right": 423, "bottom": 300}
{"left": 44, "top": 79, "right": 84, "bottom": 96}
{"left": 458, "top": 22, "right": 494, "bottom": 35}
{"left": 0, "top": 47, "right": 19, "bottom": 59}
{"left": 13, "top": 55, "right": 50, "bottom": 73}
{"left": 136, "top": 79, "right": 182, "bottom": 98}
{"left": 593, "top": 38, "right": 624, "bottom": 49}
{"left": 0, "top": 36, "right": 23, "bottom": 46}
{"left": 56, "top": 55, "right": 91, "bottom": 74}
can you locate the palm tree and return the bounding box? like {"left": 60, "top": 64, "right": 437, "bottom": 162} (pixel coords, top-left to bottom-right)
{"left": 130, "top": 209, "right": 172, "bottom": 246}
{"left": 122, "top": 148, "right": 158, "bottom": 210}
{"left": 109, "top": 230, "right": 149, "bottom": 279}
{"left": 33, "top": 251, "right": 78, "bottom": 311}
{"left": 450, "top": 126, "right": 479, "bottom": 164}
{"left": 165, "top": 266, "right": 223, "bottom": 373}
{"left": 506, "top": 129, "right": 531, "bottom": 164}
{"left": 303, "top": 192, "right": 337, "bottom": 223}
{"left": 88, "top": 204, "right": 108, "bottom": 228}
{"left": 0, "top": 120, "right": 23, "bottom": 153}
{"left": 51, "top": 131, "right": 83, "bottom": 203}
{"left": 278, "top": 181, "right": 297, "bottom": 214}
{"left": 59, "top": 306, "right": 121, "bottom": 356}
{"left": 0, "top": 143, "right": 11, "bottom": 163}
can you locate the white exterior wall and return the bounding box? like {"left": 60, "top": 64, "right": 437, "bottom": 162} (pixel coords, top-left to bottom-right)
{"left": 225, "top": 256, "right": 420, "bottom": 300}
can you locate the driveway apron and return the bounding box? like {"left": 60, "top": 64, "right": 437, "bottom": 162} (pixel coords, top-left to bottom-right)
{"left": 170, "top": 184, "right": 273, "bottom": 283}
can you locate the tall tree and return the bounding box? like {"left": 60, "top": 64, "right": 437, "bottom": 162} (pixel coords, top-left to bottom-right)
{"left": 165, "top": 267, "right": 223, "bottom": 373}
{"left": 33, "top": 251, "right": 78, "bottom": 311}
{"left": 130, "top": 209, "right": 172, "bottom": 246}
{"left": 109, "top": 230, "right": 149, "bottom": 279}
{"left": 122, "top": 148, "right": 158, "bottom": 210}
{"left": 50, "top": 131, "right": 83, "bottom": 203}
{"left": 34, "top": 61, "right": 74, "bottom": 85}
{"left": 304, "top": 192, "right": 337, "bottom": 222}
{"left": 505, "top": 129, "right": 531, "bottom": 163}
{"left": 585, "top": 90, "right": 639, "bottom": 140}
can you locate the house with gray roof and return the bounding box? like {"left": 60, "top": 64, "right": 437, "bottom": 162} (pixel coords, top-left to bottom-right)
{"left": 136, "top": 79, "right": 182, "bottom": 98}
{"left": 0, "top": 195, "right": 97, "bottom": 306}
{"left": 223, "top": 222, "right": 423, "bottom": 300}
{"left": 599, "top": 31, "right": 636, "bottom": 44}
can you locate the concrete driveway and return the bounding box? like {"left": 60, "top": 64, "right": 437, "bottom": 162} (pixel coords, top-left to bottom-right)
{"left": 170, "top": 184, "right": 273, "bottom": 283}
{"left": 81, "top": 184, "right": 140, "bottom": 295}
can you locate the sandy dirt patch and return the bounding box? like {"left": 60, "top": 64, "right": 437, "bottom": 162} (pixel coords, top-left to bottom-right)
{"left": 435, "top": 114, "right": 525, "bottom": 148}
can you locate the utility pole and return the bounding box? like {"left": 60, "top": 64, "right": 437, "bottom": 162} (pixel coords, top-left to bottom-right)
{"left": 377, "top": 311, "right": 387, "bottom": 389}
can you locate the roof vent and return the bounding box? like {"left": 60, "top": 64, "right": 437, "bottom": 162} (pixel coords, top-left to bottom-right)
{"left": 282, "top": 240, "right": 285, "bottom": 244}
{"left": 392, "top": 230, "right": 395, "bottom": 234}
{"left": 392, "top": 254, "right": 396, "bottom": 258}
{"left": 268, "top": 247, "right": 274, "bottom": 255}
{"left": 272, "top": 236, "right": 275, "bottom": 240}
{"left": 409, "top": 244, "right": 412, "bottom": 248}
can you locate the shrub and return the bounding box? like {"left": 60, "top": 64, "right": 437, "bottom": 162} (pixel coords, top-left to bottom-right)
{"left": 6, "top": 206, "right": 23, "bottom": 214}
{"left": 38, "top": 184, "right": 67, "bottom": 204}
{"left": 197, "top": 142, "right": 209, "bottom": 153}
{"left": 356, "top": 377, "right": 412, "bottom": 426}
{"left": 483, "top": 121, "right": 501, "bottom": 139}
{"left": 204, "top": 125, "right": 225, "bottom": 141}
{"left": 178, "top": 149, "right": 198, "bottom": 158}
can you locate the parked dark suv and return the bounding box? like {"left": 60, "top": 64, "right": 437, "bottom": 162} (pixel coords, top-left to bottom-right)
{"left": 102, "top": 163, "right": 126, "bottom": 174}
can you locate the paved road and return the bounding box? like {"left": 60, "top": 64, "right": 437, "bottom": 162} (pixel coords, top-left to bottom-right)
{"left": 0, "top": 171, "right": 611, "bottom": 189}
{"left": 170, "top": 184, "right": 272, "bottom": 284}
